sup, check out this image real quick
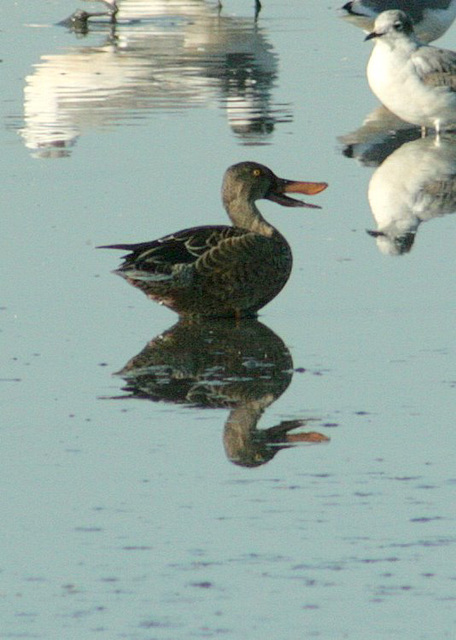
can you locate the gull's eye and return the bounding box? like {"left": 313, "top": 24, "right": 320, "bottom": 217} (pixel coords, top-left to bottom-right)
{"left": 394, "top": 20, "right": 404, "bottom": 31}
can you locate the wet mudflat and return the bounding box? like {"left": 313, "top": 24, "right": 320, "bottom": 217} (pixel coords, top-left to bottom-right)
{"left": 1, "top": 1, "right": 455, "bottom": 638}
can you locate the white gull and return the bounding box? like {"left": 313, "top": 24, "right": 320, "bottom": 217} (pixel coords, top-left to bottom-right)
{"left": 366, "top": 10, "right": 456, "bottom": 133}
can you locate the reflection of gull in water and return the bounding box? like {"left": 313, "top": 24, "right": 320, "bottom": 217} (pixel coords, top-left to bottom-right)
{"left": 339, "top": 105, "right": 421, "bottom": 167}
{"left": 340, "top": 0, "right": 456, "bottom": 42}
{"left": 22, "top": 0, "right": 290, "bottom": 157}
{"left": 110, "top": 319, "right": 329, "bottom": 467}
{"left": 367, "top": 134, "right": 456, "bottom": 254}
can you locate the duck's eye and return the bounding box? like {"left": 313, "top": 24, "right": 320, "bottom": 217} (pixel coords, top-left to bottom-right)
{"left": 252, "top": 168, "right": 262, "bottom": 178}
{"left": 394, "top": 20, "right": 404, "bottom": 31}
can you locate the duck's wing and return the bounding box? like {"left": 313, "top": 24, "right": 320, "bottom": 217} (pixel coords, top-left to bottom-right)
{"left": 100, "top": 225, "right": 248, "bottom": 277}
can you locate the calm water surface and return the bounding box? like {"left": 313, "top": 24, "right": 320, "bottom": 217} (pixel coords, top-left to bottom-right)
{"left": 1, "top": 1, "right": 455, "bottom": 638}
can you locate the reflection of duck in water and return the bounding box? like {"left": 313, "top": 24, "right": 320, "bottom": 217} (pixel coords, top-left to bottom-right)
{"left": 367, "top": 134, "right": 456, "bottom": 254}
{"left": 223, "top": 409, "right": 327, "bottom": 467}
{"left": 100, "top": 162, "right": 327, "bottom": 318}
{"left": 114, "top": 318, "right": 329, "bottom": 467}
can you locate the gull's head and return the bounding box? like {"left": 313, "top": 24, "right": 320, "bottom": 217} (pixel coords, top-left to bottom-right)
{"left": 365, "top": 10, "right": 415, "bottom": 43}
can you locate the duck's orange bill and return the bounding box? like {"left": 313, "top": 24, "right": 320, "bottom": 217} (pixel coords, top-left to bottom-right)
{"left": 284, "top": 181, "right": 328, "bottom": 196}
{"left": 268, "top": 179, "right": 328, "bottom": 208}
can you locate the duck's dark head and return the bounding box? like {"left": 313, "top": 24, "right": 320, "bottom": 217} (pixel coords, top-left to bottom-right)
{"left": 222, "top": 161, "right": 328, "bottom": 211}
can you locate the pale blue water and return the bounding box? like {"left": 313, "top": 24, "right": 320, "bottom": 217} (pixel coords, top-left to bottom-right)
{"left": 1, "top": 1, "right": 455, "bottom": 638}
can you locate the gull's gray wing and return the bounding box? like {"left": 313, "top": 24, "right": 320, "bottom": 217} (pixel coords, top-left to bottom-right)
{"left": 416, "top": 46, "right": 456, "bottom": 89}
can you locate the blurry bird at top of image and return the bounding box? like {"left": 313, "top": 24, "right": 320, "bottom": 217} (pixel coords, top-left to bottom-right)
{"left": 365, "top": 10, "right": 456, "bottom": 133}
{"left": 341, "top": 0, "right": 456, "bottom": 42}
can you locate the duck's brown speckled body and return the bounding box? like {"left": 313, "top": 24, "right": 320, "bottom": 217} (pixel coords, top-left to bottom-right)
{"left": 99, "top": 162, "right": 327, "bottom": 318}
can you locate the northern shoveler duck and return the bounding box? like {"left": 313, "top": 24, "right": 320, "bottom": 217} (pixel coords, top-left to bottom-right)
{"left": 99, "top": 161, "right": 327, "bottom": 318}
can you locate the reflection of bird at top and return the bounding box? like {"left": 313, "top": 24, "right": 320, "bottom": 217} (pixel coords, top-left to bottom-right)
{"left": 77, "top": 0, "right": 263, "bottom": 22}
{"left": 23, "top": 0, "right": 290, "bottom": 157}
{"left": 218, "top": 0, "right": 263, "bottom": 19}
{"left": 339, "top": 104, "right": 421, "bottom": 167}
{"left": 88, "top": 0, "right": 119, "bottom": 17}
{"left": 64, "top": 0, "right": 205, "bottom": 26}
{"left": 61, "top": 0, "right": 119, "bottom": 29}
{"left": 340, "top": 0, "right": 456, "bottom": 42}
{"left": 60, "top": 10, "right": 114, "bottom": 33}
{"left": 112, "top": 318, "right": 329, "bottom": 467}
{"left": 367, "top": 134, "right": 456, "bottom": 254}
{"left": 100, "top": 162, "right": 327, "bottom": 318}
